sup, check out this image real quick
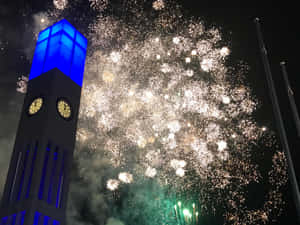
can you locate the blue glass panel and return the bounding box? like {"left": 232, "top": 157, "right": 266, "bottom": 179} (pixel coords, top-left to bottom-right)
{"left": 51, "top": 22, "right": 63, "bottom": 36}
{"left": 1, "top": 217, "right": 8, "bottom": 225}
{"left": 61, "top": 33, "right": 73, "bottom": 49}
{"left": 57, "top": 45, "right": 73, "bottom": 76}
{"left": 11, "top": 214, "right": 16, "bottom": 225}
{"left": 52, "top": 220, "right": 59, "bottom": 225}
{"left": 37, "top": 28, "right": 50, "bottom": 43}
{"left": 43, "top": 33, "right": 61, "bottom": 73}
{"left": 20, "top": 211, "right": 25, "bottom": 225}
{"left": 62, "top": 21, "right": 75, "bottom": 38}
{"left": 29, "top": 39, "right": 48, "bottom": 80}
{"left": 33, "top": 212, "right": 40, "bottom": 225}
{"left": 43, "top": 216, "right": 49, "bottom": 225}
{"left": 75, "top": 32, "right": 87, "bottom": 49}
{"left": 70, "top": 45, "right": 86, "bottom": 86}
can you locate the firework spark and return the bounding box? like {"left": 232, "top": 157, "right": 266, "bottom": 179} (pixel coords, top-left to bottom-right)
{"left": 53, "top": 0, "right": 68, "bottom": 10}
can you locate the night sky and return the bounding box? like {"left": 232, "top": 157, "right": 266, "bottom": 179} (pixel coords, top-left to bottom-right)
{"left": 1, "top": 2, "right": 300, "bottom": 225}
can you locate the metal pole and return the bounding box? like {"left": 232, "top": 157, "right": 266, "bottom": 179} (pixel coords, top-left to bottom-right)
{"left": 254, "top": 18, "right": 300, "bottom": 221}
{"left": 280, "top": 61, "right": 300, "bottom": 137}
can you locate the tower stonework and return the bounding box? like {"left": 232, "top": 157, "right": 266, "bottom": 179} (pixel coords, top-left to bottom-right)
{"left": 0, "top": 19, "right": 87, "bottom": 225}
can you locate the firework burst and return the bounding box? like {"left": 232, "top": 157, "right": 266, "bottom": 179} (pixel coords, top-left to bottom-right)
{"left": 20, "top": 1, "right": 287, "bottom": 224}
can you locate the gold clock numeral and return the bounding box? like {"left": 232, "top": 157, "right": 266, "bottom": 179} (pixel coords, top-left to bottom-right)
{"left": 28, "top": 97, "right": 43, "bottom": 115}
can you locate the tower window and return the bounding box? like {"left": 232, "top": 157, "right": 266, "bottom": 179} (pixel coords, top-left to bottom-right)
{"left": 47, "top": 148, "right": 58, "bottom": 204}
{"left": 33, "top": 212, "right": 59, "bottom": 225}
{"left": 26, "top": 142, "right": 38, "bottom": 198}
{"left": 9, "top": 152, "right": 22, "bottom": 203}
{"left": 17, "top": 148, "right": 29, "bottom": 201}
{"left": 56, "top": 151, "right": 65, "bottom": 208}
{"left": 38, "top": 144, "right": 51, "bottom": 200}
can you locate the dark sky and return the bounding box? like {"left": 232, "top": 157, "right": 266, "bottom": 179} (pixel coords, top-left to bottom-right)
{"left": 1, "top": 2, "right": 300, "bottom": 224}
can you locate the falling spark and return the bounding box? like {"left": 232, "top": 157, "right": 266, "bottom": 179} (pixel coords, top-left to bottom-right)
{"left": 110, "top": 51, "right": 121, "bottom": 63}
{"left": 220, "top": 46, "right": 230, "bottom": 57}
{"left": 185, "top": 57, "right": 191, "bottom": 63}
{"left": 172, "top": 37, "right": 180, "bottom": 44}
{"left": 145, "top": 167, "right": 157, "bottom": 178}
{"left": 200, "top": 58, "right": 213, "bottom": 72}
{"left": 152, "top": 0, "right": 165, "bottom": 10}
{"left": 222, "top": 96, "right": 230, "bottom": 104}
{"left": 217, "top": 140, "right": 227, "bottom": 151}
{"left": 118, "top": 172, "right": 133, "bottom": 183}
{"left": 107, "top": 179, "right": 120, "bottom": 191}
{"left": 16, "top": 75, "right": 28, "bottom": 94}
{"left": 176, "top": 168, "right": 185, "bottom": 177}
{"left": 53, "top": 0, "right": 68, "bottom": 10}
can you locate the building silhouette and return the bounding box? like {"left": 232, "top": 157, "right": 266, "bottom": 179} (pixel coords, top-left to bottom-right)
{"left": 0, "top": 19, "right": 87, "bottom": 225}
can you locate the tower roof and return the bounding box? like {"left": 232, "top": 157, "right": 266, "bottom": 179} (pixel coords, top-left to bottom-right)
{"left": 29, "top": 19, "right": 88, "bottom": 87}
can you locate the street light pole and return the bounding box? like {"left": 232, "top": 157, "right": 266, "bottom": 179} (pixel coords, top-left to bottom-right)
{"left": 254, "top": 17, "right": 300, "bottom": 221}
{"left": 280, "top": 61, "right": 300, "bottom": 137}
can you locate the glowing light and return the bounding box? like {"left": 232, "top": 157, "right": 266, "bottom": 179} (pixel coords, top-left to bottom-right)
{"left": 172, "top": 37, "right": 180, "bottom": 44}
{"left": 128, "top": 90, "right": 135, "bottom": 96}
{"left": 191, "top": 50, "right": 197, "bottom": 55}
{"left": 106, "top": 179, "right": 120, "bottom": 191}
{"left": 152, "top": 0, "right": 165, "bottom": 10}
{"left": 171, "top": 159, "right": 186, "bottom": 169}
{"left": 118, "top": 172, "right": 133, "bottom": 183}
{"left": 200, "top": 58, "right": 213, "bottom": 72}
{"left": 161, "top": 63, "right": 171, "bottom": 73}
{"left": 222, "top": 96, "right": 230, "bottom": 104}
{"left": 30, "top": 19, "right": 87, "bottom": 87}
{"left": 102, "top": 71, "right": 115, "bottom": 83}
{"left": 185, "top": 69, "right": 194, "bottom": 77}
{"left": 145, "top": 167, "right": 157, "bottom": 178}
{"left": 185, "top": 57, "right": 191, "bottom": 63}
{"left": 156, "top": 54, "right": 161, "bottom": 60}
{"left": 183, "top": 209, "right": 189, "bottom": 216}
{"left": 137, "top": 136, "right": 147, "bottom": 148}
{"left": 53, "top": 0, "right": 68, "bottom": 10}
{"left": 167, "top": 120, "right": 181, "bottom": 133}
{"left": 110, "top": 51, "right": 121, "bottom": 63}
{"left": 262, "top": 126, "right": 267, "bottom": 131}
{"left": 168, "top": 133, "right": 175, "bottom": 139}
{"left": 220, "top": 47, "right": 230, "bottom": 57}
{"left": 217, "top": 140, "right": 227, "bottom": 151}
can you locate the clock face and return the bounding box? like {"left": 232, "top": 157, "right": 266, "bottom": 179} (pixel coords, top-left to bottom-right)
{"left": 28, "top": 97, "right": 43, "bottom": 115}
{"left": 57, "top": 99, "right": 72, "bottom": 119}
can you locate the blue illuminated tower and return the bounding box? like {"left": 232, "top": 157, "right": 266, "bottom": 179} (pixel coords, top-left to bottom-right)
{"left": 0, "top": 19, "right": 87, "bottom": 225}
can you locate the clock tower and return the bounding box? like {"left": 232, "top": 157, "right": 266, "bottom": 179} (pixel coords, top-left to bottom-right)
{"left": 0, "top": 19, "right": 87, "bottom": 225}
